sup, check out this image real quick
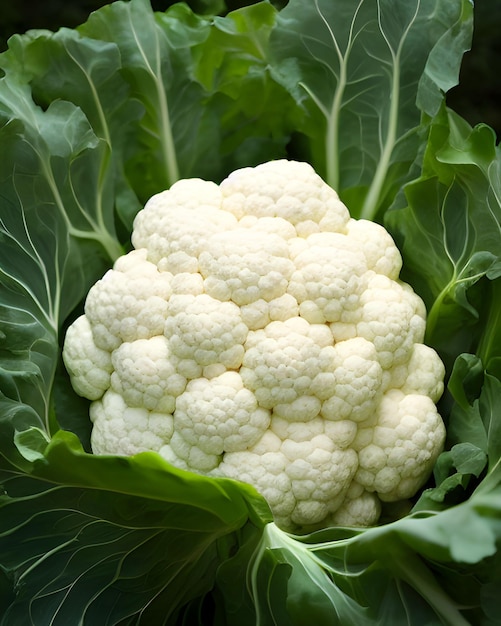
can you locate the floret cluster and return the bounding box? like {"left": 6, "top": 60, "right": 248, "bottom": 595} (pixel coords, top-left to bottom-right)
{"left": 63, "top": 160, "right": 445, "bottom": 530}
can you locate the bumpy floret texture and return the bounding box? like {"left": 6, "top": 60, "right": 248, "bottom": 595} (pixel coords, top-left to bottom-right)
{"left": 63, "top": 160, "right": 446, "bottom": 532}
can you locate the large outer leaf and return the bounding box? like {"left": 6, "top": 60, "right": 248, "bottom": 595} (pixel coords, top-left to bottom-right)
{"left": 78, "top": 0, "right": 225, "bottom": 199}
{"left": 2, "top": 25, "right": 144, "bottom": 232}
{"left": 0, "top": 430, "right": 271, "bottom": 625}
{"left": 193, "top": 1, "right": 297, "bottom": 172}
{"left": 216, "top": 486, "right": 501, "bottom": 626}
{"left": 0, "top": 78, "right": 121, "bottom": 444}
{"left": 386, "top": 107, "right": 501, "bottom": 372}
{"left": 269, "top": 0, "right": 472, "bottom": 220}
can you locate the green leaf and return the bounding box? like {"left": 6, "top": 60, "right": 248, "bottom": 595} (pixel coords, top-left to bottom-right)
{"left": 79, "top": 0, "right": 220, "bottom": 199}
{"left": 417, "top": 442, "right": 487, "bottom": 507}
{"left": 476, "top": 374, "right": 501, "bottom": 491}
{"left": 194, "top": 2, "right": 295, "bottom": 172}
{"left": 447, "top": 353, "right": 485, "bottom": 408}
{"left": 423, "top": 366, "right": 501, "bottom": 505}
{"left": 253, "top": 523, "right": 372, "bottom": 626}
{"left": 0, "top": 79, "right": 124, "bottom": 265}
{"left": 0, "top": 430, "right": 271, "bottom": 625}
{"left": 269, "top": 0, "right": 472, "bottom": 220}
{"left": 0, "top": 78, "right": 123, "bottom": 440}
{"left": 451, "top": 442, "right": 488, "bottom": 477}
{"left": 2, "top": 25, "right": 144, "bottom": 233}
{"left": 386, "top": 108, "right": 501, "bottom": 371}
{"left": 39, "top": 430, "right": 271, "bottom": 527}
{"left": 14, "top": 427, "right": 50, "bottom": 462}
{"left": 218, "top": 502, "right": 500, "bottom": 626}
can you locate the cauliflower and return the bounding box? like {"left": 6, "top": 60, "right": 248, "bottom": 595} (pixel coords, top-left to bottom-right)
{"left": 63, "top": 159, "right": 446, "bottom": 532}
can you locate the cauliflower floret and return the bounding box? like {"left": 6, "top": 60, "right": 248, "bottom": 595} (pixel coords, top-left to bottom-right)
{"left": 220, "top": 159, "right": 350, "bottom": 235}
{"left": 215, "top": 431, "right": 296, "bottom": 528}
{"left": 199, "top": 228, "right": 295, "bottom": 306}
{"left": 62, "top": 315, "right": 112, "bottom": 400}
{"left": 288, "top": 232, "right": 368, "bottom": 324}
{"left": 239, "top": 215, "right": 297, "bottom": 241}
{"left": 63, "top": 159, "right": 446, "bottom": 533}
{"left": 161, "top": 431, "right": 219, "bottom": 472}
{"left": 90, "top": 390, "right": 173, "bottom": 456}
{"left": 354, "top": 389, "right": 446, "bottom": 501}
{"left": 110, "top": 336, "right": 187, "bottom": 413}
{"left": 164, "top": 293, "right": 248, "bottom": 376}
{"left": 220, "top": 428, "right": 358, "bottom": 529}
{"left": 317, "top": 337, "right": 383, "bottom": 423}
{"left": 240, "top": 317, "right": 334, "bottom": 416}
{"left": 387, "top": 343, "right": 446, "bottom": 401}
{"left": 85, "top": 249, "right": 172, "bottom": 351}
{"left": 169, "top": 272, "right": 205, "bottom": 296}
{"left": 345, "top": 218, "right": 402, "bottom": 279}
{"left": 239, "top": 293, "right": 301, "bottom": 331}
{"left": 170, "top": 371, "right": 270, "bottom": 459}
{"left": 351, "top": 274, "right": 427, "bottom": 369}
{"left": 146, "top": 177, "right": 223, "bottom": 210}
{"left": 329, "top": 482, "right": 381, "bottom": 526}
{"left": 132, "top": 179, "right": 237, "bottom": 272}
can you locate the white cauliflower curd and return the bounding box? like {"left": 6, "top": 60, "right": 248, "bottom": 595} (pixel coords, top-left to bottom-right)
{"left": 63, "top": 159, "right": 446, "bottom": 531}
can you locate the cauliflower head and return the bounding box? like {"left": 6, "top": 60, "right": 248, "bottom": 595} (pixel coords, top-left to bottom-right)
{"left": 63, "top": 159, "right": 446, "bottom": 532}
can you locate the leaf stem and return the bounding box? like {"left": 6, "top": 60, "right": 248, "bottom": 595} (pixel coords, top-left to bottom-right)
{"left": 360, "top": 0, "right": 420, "bottom": 221}
{"left": 423, "top": 276, "right": 455, "bottom": 345}
{"left": 313, "top": 0, "right": 365, "bottom": 191}
{"left": 475, "top": 277, "right": 501, "bottom": 371}
{"left": 386, "top": 545, "right": 471, "bottom": 626}
{"left": 128, "top": 8, "right": 179, "bottom": 187}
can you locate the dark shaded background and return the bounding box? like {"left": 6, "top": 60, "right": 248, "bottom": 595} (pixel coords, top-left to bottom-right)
{"left": 0, "top": 0, "right": 500, "bottom": 139}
